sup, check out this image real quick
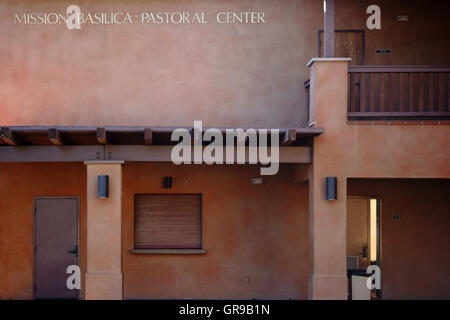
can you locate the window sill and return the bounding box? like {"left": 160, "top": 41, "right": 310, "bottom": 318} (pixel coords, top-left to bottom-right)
{"left": 129, "top": 249, "right": 206, "bottom": 255}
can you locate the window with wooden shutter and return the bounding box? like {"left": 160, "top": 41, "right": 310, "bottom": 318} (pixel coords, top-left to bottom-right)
{"left": 134, "top": 194, "right": 202, "bottom": 249}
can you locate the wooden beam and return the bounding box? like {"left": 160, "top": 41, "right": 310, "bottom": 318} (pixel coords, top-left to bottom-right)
{"left": 347, "top": 111, "right": 450, "bottom": 120}
{"left": 144, "top": 128, "right": 153, "bottom": 145}
{"left": 96, "top": 127, "right": 108, "bottom": 144}
{"left": 0, "top": 126, "right": 323, "bottom": 148}
{"left": 282, "top": 128, "right": 297, "bottom": 146}
{"left": 105, "top": 145, "right": 312, "bottom": 163}
{"left": 324, "top": 0, "right": 335, "bottom": 57}
{"left": 348, "top": 66, "right": 450, "bottom": 73}
{"left": 0, "top": 127, "right": 17, "bottom": 146}
{"left": 0, "top": 146, "right": 104, "bottom": 162}
{"left": 0, "top": 145, "right": 312, "bottom": 163}
{"left": 48, "top": 128, "right": 64, "bottom": 146}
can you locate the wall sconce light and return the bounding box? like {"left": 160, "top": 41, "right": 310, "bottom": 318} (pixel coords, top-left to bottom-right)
{"left": 326, "top": 177, "right": 337, "bottom": 200}
{"left": 98, "top": 175, "right": 109, "bottom": 199}
{"left": 163, "top": 177, "right": 172, "bottom": 189}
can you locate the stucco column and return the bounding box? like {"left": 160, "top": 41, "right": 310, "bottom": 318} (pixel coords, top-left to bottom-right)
{"left": 84, "top": 160, "right": 124, "bottom": 300}
{"left": 307, "top": 58, "right": 351, "bottom": 299}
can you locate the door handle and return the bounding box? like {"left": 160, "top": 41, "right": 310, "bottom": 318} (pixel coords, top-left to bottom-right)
{"left": 67, "top": 245, "right": 78, "bottom": 258}
{"left": 362, "top": 246, "right": 367, "bottom": 258}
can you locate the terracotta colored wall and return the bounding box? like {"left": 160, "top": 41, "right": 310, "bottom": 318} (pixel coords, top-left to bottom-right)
{"left": 85, "top": 161, "right": 123, "bottom": 300}
{"left": 0, "top": 162, "right": 310, "bottom": 299}
{"left": 0, "top": 163, "right": 86, "bottom": 299}
{"left": 122, "top": 163, "right": 309, "bottom": 299}
{"left": 310, "top": 60, "right": 450, "bottom": 181}
{"left": 1, "top": 0, "right": 449, "bottom": 128}
{"left": 348, "top": 179, "right": 450, "bottom": 299}
{"left": 307, "top": 59, "right": 449, "bottom": 299}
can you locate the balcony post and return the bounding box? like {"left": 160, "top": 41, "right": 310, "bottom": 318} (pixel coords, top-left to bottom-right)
{"left": 307, "top": 58, "right": 350, "bottom": 299}
{"left": 324, "top": 0, "right": 335, "bottom": 57}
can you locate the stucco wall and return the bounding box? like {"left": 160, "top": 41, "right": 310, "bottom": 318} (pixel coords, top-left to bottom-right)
{"left": 0, "top": 0, "right": 449, "bottom": 127}
{"left": 0, "top": 162, "right": 310, "bottom": 299}
{"left": 310, "top": 60, "right": 450, "bottom": 180}
{"left": 348, "top": 179, "right": 450, "bottom": 299}
{"left": 122, "top": 162, "right": 310, "bottom": 299}
{"left": 306, "top": 59, "right": 449, "bottom": 299}
{"left": 336, "top": 0, "right": 450, "bottom": 66}
{"left": 0, "top": 163, "right": 86, "bottom": 299}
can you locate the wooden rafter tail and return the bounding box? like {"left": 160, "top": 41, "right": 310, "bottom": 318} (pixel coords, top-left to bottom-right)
{"left": 96, "top": 127, "right": 108, "bottom": 144}
{"left": 48, "top": 128, "right": 64, "bottom": 146}
{"left": 144, "top": 128, "right": 153, "bottom": 145}
{"left": 0, "top": 127, "right": 17, "bottom": 146}
{"left": 282, "top": 128, "right": 297, "bottom": 146}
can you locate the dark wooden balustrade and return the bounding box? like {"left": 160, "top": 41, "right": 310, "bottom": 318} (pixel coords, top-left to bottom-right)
{"left": 348, "top": 66, "right": 450, "bottom": 120}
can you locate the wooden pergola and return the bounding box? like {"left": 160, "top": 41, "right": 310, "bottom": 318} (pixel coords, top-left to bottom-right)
{"left": 0, "top": 126, "right": 323, "bottom": 163}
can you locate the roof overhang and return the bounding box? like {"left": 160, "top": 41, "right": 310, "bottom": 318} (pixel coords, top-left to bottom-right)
{"left": 0, "top": 126, "right": 323, "bottom": 163}
{"left": 0, "top": 126, "right": 323, "bottom": 147}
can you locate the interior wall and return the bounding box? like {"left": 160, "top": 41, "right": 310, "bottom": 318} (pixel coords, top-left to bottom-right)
{"left": 0, "top": 163, "right": 86, "bottom": 299}
{"left": 122, "top": 162, "right": 310, "bottom": 299}
{"left": 1, "top": 0, "right": 449, "bottom": 128}
{"left": 348, "top": 179, "right": 450, "bottom": 299}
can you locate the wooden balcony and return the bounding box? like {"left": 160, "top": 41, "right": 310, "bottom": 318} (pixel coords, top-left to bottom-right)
{"left": 347, "top": 66, "right": 450, "bottom": 120}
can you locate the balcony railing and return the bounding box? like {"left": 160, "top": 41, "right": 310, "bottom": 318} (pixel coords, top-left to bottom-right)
{"left": 348, "top": 66, "right": 450, "bottom": 120}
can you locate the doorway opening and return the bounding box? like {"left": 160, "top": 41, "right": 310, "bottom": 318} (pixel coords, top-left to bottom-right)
{"left": 347, "top": 197, "right": 381, "bottom": 299}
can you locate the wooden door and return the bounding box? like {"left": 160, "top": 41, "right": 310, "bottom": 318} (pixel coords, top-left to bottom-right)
{"left": 319, "top": 30, "right": 365, "bottom": 65}
{"left": 347, "top": 198, "right": 370, "bottom": 270}
{"left": 34, "top": 198, "right": 79, "bottom": 299}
